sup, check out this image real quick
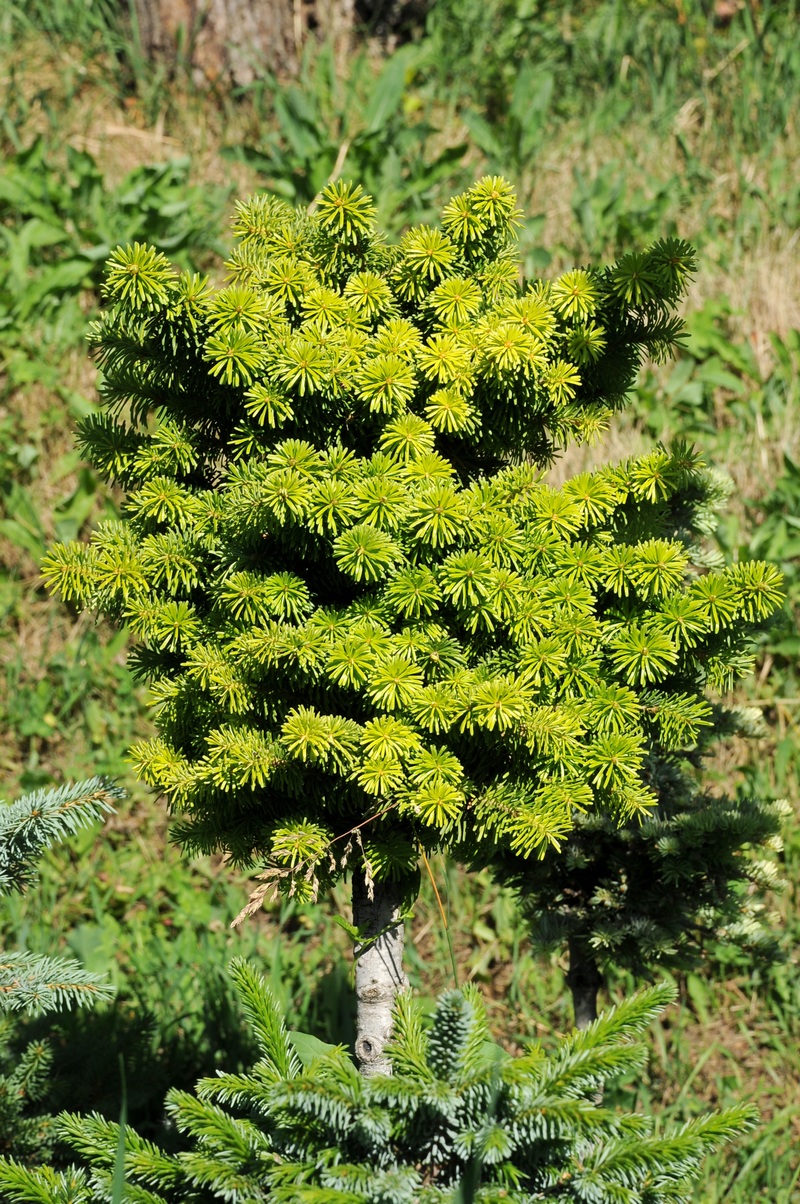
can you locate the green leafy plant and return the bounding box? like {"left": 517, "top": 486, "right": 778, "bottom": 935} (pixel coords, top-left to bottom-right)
{"left": 0, "top": 0, "right": 175, "bottom": 124}
{"left": 227, "top": 44, "right": 468, "bottom": 237}
{"left": 0, "top": 139, "right": 226, "bottom": 372}
{"left": 0, "top": 624, "right": 143, "bottom": 795}
{"left": 568, "top": 164, "right": 680, "bottom": 262}
{"left": 459, "top": 59, "right": 553, "bottom": 188}
{"left": 423, "top": 0, "right": 800, "bottom": 155}
{"left": 0, "top": 959, "right": 755, "bottom": 1203}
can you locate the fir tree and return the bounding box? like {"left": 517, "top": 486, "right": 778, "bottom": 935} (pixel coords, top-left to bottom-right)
{"left": 489, "top": 720, "right": 787, "bottom": 1030}
{"left": 40, "top": 177, "right": 782, "bottom": 1069}
{"left": 0, "top": 958, "right": 755, "bottom": 1203}
{"left": 0, "top": 1020, "right": 59, "bottom": 1168}
{"left": 0, "top": 778, "right": 121, "bottom": 1163}
{"left": 479, "top": 470, "right": 788, "bottom": 1027}
{"left": 1, "top": 778, "right": 121, "bottom": 1013}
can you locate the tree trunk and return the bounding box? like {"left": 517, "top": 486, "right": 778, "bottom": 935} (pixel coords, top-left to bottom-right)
{"left": 352, "top": 869, "right": 407, "bottom": 1076}
{"left": 566, "top": 935, "right": 602, "bottom": 1030}
{"left": 131, "top": 0, "right": 357, "bottom": 86}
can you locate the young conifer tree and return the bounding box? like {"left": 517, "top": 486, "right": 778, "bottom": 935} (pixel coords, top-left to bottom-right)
{"left": 492, "top": 770, "right": 787, "bottom": 1030}
{"left": 41, "top": 177, "right": 781, "bottom": 1070}
{"left": 478, "top": 470, "right": 788, "bottom": 1027}
{"left": 0, "top": 960, "right": 756, "bottom": 1203}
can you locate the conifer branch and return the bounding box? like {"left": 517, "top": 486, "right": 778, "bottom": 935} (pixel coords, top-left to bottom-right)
{"left": 0, "top": 964, "right": 753, "bottom": 1202}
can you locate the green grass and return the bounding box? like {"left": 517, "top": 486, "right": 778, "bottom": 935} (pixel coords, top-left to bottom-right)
{"left": 1, "top": 0, "right": 799, "bottom": 1194}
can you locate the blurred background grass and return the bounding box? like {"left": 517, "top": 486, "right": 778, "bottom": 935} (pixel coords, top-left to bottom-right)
{"left": 0, "top": 0, "right": 799, "bottom": 1196}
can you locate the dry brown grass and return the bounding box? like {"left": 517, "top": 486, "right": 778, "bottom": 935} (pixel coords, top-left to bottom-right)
{"left": 0, "top": 35, "right": 265, "bottom": 201}
{"left": 522, "top": 101, "right": 800, "bottom": 352}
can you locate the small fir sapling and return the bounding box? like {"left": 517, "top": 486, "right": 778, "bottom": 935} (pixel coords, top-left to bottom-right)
{"left": 40, "top": 176, "right": 782, "bottom": 1070}
{"left": 0, "top": 778, "right": 120, "bottom": 1162}
{"left": 0, "top": 959, "right": 757, "bottom": 1204}
{"left": 478, "top": 468, "right": 788, "bottom": 1027}
{"left": 491, "top": 712, "right": 788, "bottom": 1029}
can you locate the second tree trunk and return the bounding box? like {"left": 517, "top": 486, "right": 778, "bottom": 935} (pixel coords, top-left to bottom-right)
{"left": 566, "top": 935, "right": 602, "bottom": 1030}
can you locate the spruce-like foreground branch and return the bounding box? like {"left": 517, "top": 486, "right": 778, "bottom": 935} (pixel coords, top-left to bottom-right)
{"left": 0, "top": 960, "right": 757, "bottom": 1203}
{"left": 1, "top": 778, "right": 121, "bottom": 1015}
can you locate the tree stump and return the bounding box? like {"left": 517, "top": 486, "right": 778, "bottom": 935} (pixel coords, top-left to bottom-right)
{"left": 132, "top": 0, "right": 357, "bottom": 85}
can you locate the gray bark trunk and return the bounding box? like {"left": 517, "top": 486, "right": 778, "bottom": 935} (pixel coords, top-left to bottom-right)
{"left": 131, "top": 0, "right": 356, "bottom": 86}
{"left": 566, "top": 935, "right": 601, "bottom": 1030}
{"left": 352, "top": 870, "right": 407, "bottom": 1076}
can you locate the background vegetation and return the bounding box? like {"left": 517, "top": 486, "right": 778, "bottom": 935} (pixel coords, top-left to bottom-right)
{"left": 0, "top": 0, "right": 798, "bottom": 1197}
